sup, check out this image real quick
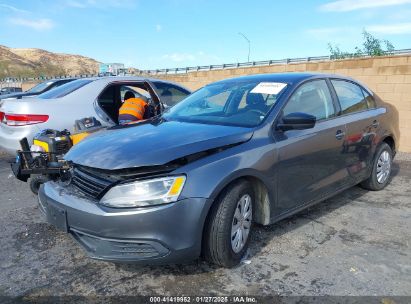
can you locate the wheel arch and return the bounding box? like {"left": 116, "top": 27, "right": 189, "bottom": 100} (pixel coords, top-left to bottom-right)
{"left": 381, "top": 135, "right": 396, "bottom": 155}
{"left": 200, "top": 173, "right": 272, "bottom": 260}
{"left": 207, "top": 172, "right": 273, "bottom": 226}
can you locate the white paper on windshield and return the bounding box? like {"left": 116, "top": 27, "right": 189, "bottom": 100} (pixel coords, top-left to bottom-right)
{"left": 250, "top": 82, "right": 287, "bottom": 95}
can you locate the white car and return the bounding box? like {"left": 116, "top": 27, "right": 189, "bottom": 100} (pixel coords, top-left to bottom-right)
{"left": 0, "top": 77, "right": 191, "bottom": 155}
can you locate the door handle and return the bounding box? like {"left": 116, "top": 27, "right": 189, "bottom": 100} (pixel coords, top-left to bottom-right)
{"left": 372, "top": 120, "right": 379, "bottom": 128}
{"left": 336, "top": 130, "right": 345, "bottom": 140}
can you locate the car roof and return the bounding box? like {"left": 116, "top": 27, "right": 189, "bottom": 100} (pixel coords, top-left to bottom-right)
{"left": 53, "top": 78, "right": 78, "bottom": 82}
{"left": 30, "top": 78, "right": 77, "bottom": 86}
{"left": 87, "top": 76, "right": 176, "bottom": 83}
{"left": 38, "top": 78, "right": 77, "bottom": 83}
{"left": 211, "top": 72, "right": 356, "bottom": 86}
{"left": 81, "top": 76, "right": 191, "bottom": 91}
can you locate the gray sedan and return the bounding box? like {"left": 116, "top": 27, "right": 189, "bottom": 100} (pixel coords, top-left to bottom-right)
{"left": 39, "top": 73, "right": 399, "bottom": 267}
{"left": 0, "top": 77, "right": 191, "bottom": 154}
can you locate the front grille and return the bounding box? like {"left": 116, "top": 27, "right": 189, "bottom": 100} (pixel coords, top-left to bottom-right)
{"left": 71, "top": 167, "right": 113, "bottom": 199}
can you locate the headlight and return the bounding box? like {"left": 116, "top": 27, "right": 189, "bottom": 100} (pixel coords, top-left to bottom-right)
{"left": 100, "top": 176, "right": 186, "bottom": 208}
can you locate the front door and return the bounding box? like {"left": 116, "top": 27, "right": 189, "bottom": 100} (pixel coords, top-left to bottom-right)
{"left": 273, "top": 79, "right": 348, "bottom": 215}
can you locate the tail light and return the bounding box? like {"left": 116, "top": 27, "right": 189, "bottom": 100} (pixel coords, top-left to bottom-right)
{"left": 0, "top": 111, "right": 4, "bottom": 122}
{"left": 2, "top": 113, "right": 49, "bottom": 126}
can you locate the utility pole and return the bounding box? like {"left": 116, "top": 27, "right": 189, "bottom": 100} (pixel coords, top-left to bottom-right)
{"left": 238, "top": 32, "right": 251, "bottom": 62}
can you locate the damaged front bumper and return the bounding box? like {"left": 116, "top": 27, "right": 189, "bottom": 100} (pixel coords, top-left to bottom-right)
{"left": 38, "top": 181, "right": 210, "bottom": 264}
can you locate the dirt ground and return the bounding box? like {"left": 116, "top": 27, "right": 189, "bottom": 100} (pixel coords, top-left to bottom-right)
{"left": 0, "top": 150, "right": 410, "bottom": 299}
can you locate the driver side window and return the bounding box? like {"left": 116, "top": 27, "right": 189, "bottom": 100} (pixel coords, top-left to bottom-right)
{"left": 283, "top": 80, "right": 335, "bottom": 121}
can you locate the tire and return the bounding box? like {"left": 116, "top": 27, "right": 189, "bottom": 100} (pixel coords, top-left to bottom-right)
{"left": 203, "top": 179, "right": 254, "bottom": 268}
{"left": 360, "top": 142, "right": 393, "bottom": 191}
{"left": 30, "top": 175, "right": 49, "bottom": 195}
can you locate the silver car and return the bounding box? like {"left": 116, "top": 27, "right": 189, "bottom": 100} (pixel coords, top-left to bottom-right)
{"left": 0, "top": 77, "right": 191, "bottom": 154}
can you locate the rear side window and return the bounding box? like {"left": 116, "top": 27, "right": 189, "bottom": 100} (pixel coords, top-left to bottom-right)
{"left": 120, "top": 85, "right": 149, "bottom": 101}
{"left": 331, "top": 80, "right": 368, "bottom": 114}
{"left": 283, "top": 79, "right": 335, "bottom": 121}
{"left": 39, "top": 79, "right": 93, "bottom": 99}
{"left": 362, "top": 89, "right": 376, "bottom": 108}
{"left": 152, "top": 82, "right": 191, "bottom": 107}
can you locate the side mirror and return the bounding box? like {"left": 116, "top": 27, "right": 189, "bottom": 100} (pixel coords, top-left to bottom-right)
{"left": 277, "top": 112, "right": 316, "bottom": 131}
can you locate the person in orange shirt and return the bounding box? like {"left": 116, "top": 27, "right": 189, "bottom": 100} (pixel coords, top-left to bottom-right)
{"left": 118, "top": 91, "right": 147, "bottom": 125}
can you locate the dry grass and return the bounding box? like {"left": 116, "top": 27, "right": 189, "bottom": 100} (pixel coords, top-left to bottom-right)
{"left": 0, "top": 45, "right": 100, "bottom": 78}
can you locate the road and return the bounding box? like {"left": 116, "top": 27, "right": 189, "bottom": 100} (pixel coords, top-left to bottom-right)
{"left": 0, "top": 150, "right": 410, "bottom": 298}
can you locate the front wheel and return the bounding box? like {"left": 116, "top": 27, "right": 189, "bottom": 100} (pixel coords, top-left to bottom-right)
{"left": 203, "top": 179, "right": 254, "bottom": 268}
{"left": 360, "top": 142, "right": 393, "bottom": 191}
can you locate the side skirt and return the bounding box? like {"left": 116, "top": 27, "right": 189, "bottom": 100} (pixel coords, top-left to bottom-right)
{"left": 267, "top": 182, "right": 358, "bottom": 225}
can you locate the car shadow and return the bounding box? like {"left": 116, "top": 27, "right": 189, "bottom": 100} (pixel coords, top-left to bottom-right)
{"left": 115, "top": 161, "right": 401, "bottom": 275}
{"left": 391, "top": 160, "right": 401, "bottom": 178}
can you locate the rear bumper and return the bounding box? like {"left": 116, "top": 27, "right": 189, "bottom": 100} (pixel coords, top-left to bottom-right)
{"left": 38, "top": 182, "right": 211, "bottom": 264}
{"left": 0, "top": 124, "right": 38, "bottom": 155}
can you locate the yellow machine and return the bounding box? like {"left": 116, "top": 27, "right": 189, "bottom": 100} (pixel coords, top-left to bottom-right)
{"left": 71, "top": 132, "right": 91, "bottom": 145}
{"left": 32, "top": 130, "right": 90, "bottom": 152}
{"left": 30, "top": 117, "right": 103, "bottom": 155}
{"left": 12, "top": 117, "right": 104, "bottom": 194}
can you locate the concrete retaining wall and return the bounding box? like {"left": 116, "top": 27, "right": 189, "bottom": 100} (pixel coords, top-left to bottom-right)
{"left": 150, "top": 55, "right": 411, "bottom": 152}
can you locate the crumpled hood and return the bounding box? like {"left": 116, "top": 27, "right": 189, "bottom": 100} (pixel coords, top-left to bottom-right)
{"left": 65, "top": 120, "right": 253, "bottom": 170}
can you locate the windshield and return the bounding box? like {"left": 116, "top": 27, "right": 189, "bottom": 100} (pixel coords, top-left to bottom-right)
{"left": 39, "top": 79, "right": 93, "bottom": 99}
{"left": 27, "top": 81, "right": 54, "bottom": 93}
{"left": 163, "top": 80, "right": 287, "bottom": 127}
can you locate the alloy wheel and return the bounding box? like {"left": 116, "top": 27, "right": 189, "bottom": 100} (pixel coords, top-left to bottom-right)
{"left": 376, "top": 150, "right": 391, "bottom": 184}
{"left": 231, "top": 194, "right": 252, "bottom": 253}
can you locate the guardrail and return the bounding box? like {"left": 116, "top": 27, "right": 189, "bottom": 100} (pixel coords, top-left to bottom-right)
{"left": 1, "top": 48, "right": 411, "bottom": 81}
{"left": 140, "top": 48, "right": 411, "bottom": 75}
{"left": 0, "top": 79, "right": 23, "bottom": 90}
{"left": 0, "top": 74, "right": 99, "bottom": 82}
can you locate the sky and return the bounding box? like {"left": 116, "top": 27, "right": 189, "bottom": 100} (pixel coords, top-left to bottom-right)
{"left": 1, "top": 0, "right": 411, "bottom": 70}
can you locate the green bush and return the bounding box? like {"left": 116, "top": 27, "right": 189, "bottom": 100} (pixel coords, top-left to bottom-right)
{"left": 329, "top": 30, "right": 395, "bottom": 60}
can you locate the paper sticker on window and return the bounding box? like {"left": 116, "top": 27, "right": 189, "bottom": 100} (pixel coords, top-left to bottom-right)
{"left": 250, "top": 82, "right": 287, "bottom": 95}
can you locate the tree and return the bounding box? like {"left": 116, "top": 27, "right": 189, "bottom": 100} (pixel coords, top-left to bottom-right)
{"left": 384, "top": 40, "right": 395, "bottom": 55}
{"left": 328, "top": 30, "right": 395, "bottom": 59}
{"left": 328, "top": 43, "right": 349, "bottom": 59}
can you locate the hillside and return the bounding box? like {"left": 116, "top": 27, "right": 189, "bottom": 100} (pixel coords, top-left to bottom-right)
{"left": 0, "top": 45, "right": 100, "bottom": 79}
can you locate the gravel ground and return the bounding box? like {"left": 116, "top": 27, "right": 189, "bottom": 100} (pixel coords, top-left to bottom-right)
{"left": 0, "top": 151, "right": 410, "bottom": 299}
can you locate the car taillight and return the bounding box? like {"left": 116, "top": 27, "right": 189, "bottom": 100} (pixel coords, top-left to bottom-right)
{"left": 4, "top": 114, "right": 49, "bottom": 126}
{"left": 0, "top": 111, "right": 4, "bottom": 122}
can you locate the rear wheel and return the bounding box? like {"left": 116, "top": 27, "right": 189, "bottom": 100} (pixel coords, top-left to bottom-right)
{"left": 360, "top": 142, "right": 393, "bottom": 191}
{"left": 203, "top": 179, "right": 254, "bottom": 267}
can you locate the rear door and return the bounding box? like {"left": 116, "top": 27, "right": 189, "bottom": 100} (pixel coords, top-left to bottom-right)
{"left": 330, "top": 79, "right": 381, "bottom": 183}
{"left": 273, "top": 79, "right": 349, "bottom": 214}
{"left": 95, "top": 84, "right": 120, "bottom": 124}
{"left": 94, "top": 80, "right": 165, "bottom": 124}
